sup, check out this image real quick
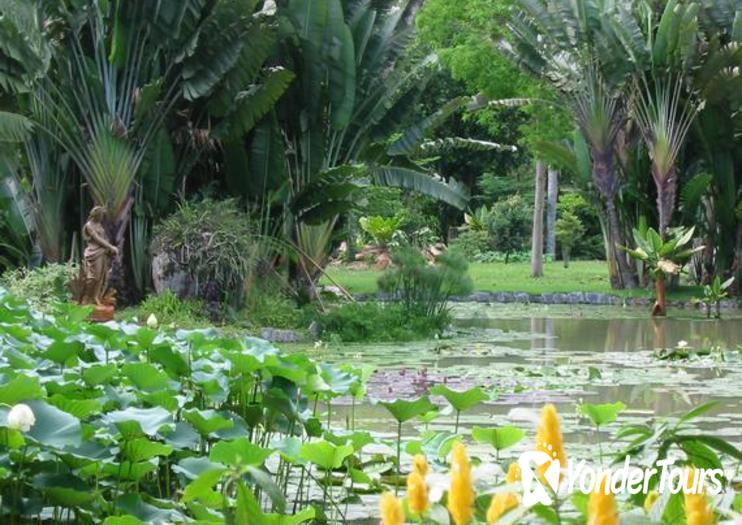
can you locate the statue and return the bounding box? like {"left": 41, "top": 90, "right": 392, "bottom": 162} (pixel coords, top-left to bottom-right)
{"left": 72, "top": 206, "right": 118, "bottom": 320}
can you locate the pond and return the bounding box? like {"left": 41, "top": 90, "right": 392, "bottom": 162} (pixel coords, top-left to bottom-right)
{"left": 293, "top": 303, "right": 742, "bottom": 521}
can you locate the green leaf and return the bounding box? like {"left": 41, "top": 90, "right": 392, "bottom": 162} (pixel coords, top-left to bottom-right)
{"left": 184, "top": 409, "right": 234, "bottom": 436}
{"left": 103, "top": 517, "right": 146, "bottom": 525}
{"left": 378, "top": 396, "right": 437, "bottom": 423}
{"left": 471, "top": 425, "right": 526, "bottom": 452}
{"left": 430, "top": 385, "right": 489, "bottom": 412}
{"left": 579, "top": 402, "right": 626, "bottom": 427}
{"left": 104, "top": 407, "right": 173, "bottom": 438}
{"left": 122, "top": 438, "right": 173, "bottom": 462}
{"left": 209, "top": 438, "right": 273, "bottom": 467}
{"left": 0, "top": 375, "right": 44, "bottom": 405}
{"left": 0, "top": 111, "right": 33, "bottom": 142}
{"left": 25, "top": 399, "right": 82, "bottom": 449}
{"left": 45, "top": 340, "right": 83, "bottom": 365}
{"left": 299, "top": 440, "right": 354, "bottom": 470}
{"left": 123, "top": 362, "right": 172, "bottom": 392}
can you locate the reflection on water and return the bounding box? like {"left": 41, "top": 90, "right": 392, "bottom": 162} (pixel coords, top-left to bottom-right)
{"left": 305, "top": 305, "right": 742, "bottom": 443}
{"left": 458, "top": 314, "right": 741, "bottom": 353}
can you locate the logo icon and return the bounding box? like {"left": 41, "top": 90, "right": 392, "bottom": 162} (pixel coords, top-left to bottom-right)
{"left": 518, "top": 442, "right": 561, "bottom": 507}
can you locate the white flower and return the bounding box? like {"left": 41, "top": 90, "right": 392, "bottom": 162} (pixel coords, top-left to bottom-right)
{"left": 676, "top": 340, "right": 689, "bottom": 349}
{"left": 146, "top": 314, "right": 158, "bottom": 328}
{"left": 7, "top": 403, "right": 35, "bottom": 432}
{"left": 314, "top": 340, "right": 323, "bottom": 349}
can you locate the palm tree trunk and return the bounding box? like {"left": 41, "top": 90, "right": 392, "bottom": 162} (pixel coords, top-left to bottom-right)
{"left": 605, "top": 200, "right": 637, "bottom": 289}
{"left": 531, "top": 160, "right": 546, "bottom": 278}
{"left": 653, "top": 165, "right": 677, "bottom": 239}
{"left": 652, "top": 274, "right": 667, "bottom": 317}
{"left": 546, "top": 167, "right": 559, "bottom": 257}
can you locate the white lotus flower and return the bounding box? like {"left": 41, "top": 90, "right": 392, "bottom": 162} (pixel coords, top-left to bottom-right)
{"left": 146, "top": 314, "right": 158, "bottom": 328}
{"left": 676, "top": 340, "right": 689, "bottom": 349}
{"left": 7, "top": 403, "right": 35, "bottom": 432}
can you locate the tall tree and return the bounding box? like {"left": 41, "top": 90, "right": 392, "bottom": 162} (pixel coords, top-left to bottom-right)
{"left": 545, "top": 167, "right": 558, "bottom": 256}
{"left": 531, "top": 160, "right": 546, "bottom": 277}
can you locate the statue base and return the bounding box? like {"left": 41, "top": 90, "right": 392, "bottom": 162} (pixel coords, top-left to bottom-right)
{"left": 90, "top": 304, "right": 115, "bottom": 323}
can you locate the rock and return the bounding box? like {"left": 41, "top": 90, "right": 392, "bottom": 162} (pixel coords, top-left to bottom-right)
{"left": 151, "top": 252, "right": 197, "bottom": 298}
{"left": 260, "top": 328, "right": 303, "bottom": 343}
{"left": 374, "top": 251, "right": 393, "bottom": 270}
{"left": 469, "top": 292, "right": 492, "bottom": 303}
{"left": 514, "top": 292, "right": 530, "bottom": 303}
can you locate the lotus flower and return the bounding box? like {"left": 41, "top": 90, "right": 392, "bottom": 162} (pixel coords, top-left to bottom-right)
{"left": 7, "top": 403, "right": 35, "bottom": 432}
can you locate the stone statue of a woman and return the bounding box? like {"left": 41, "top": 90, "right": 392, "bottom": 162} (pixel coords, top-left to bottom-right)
{"left": 80, "top": 206, "right": 118, "bottom": 306}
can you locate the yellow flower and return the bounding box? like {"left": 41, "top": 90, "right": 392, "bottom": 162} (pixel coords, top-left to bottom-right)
{"left": 413, "top": 454, "right": 429, "bottom": 478}
{"left": 407, "top": 471, "right": 429, "bottom": 514}
{"left": 684, "top": 469, "right": 715, "bottom": 525}
{"left": 486, "top": 492, "right": 519, "bottom": 524}
{"left": 536, "top": 404, "right": 567, "bottom": 476}
{"left": 643, "top": 490, "right": 659, "bottom": 513}
{"left": 447, "top": 442, "right": 475, "bottom": 525}
{"left": 380, "top": 492, "right": 404, "bottom": 525}
{"left": 588, "top": 475, "right": 618, "bottom": 525}
{"left": 506, "top": 462, "right": 521, "bottom": 484}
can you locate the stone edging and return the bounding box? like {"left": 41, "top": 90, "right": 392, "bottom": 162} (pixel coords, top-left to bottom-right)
{"left": 354, "top": 291, "right": 741, "bottom": 309}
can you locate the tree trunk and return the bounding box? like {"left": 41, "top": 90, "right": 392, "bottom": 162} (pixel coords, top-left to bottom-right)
{"left": 652, "top": 274, "right": 667, "bottom": 317}
{"left": 531, "top": 160, "right": 546, "bottom": 278}
{"left": 653, "top": 165, "right": 677, "bottom": 239}
{"left": 562, "top": 247, "right": 570, "bottom": 268}
{"left": 605, "top": 200, "right": 637, "bottom": 289}
{"left": 546, "top": 167, "right": 559, "bottom": 257}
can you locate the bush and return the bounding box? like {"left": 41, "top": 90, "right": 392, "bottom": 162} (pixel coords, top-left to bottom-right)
{"left": 556, "top": 212, "right": 585, "bottom": 267}
{"left": 489, "top": 194, "right": 532, "bottom": 263}
{"left": 320, "top": 302, "right": 445, "bottom": 342}
{"left": 450, "top": 229, "right": 492, "bottom": 259}
{"left": 240, "top": 278, "right": 312, "bottom": 330}
{"left": 0, "top": 263, "right": 76, "bottom": 308}
{"left": 122, "top": 290, "right": 207, "bottom": 327}
{"left": 379, "top": 246, "right": 473, "bottom": 321}
{"left": 152, "top": 199, "right": 259, "bottom": 306}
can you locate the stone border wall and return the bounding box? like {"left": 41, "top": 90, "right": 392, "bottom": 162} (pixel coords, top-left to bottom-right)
{"left": 354, "top": 291, "right": 740, "bottom": 309}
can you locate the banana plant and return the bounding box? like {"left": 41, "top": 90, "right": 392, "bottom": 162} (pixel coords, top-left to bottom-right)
{"left": 621, "top": 226, "right": 704, "bottom": 316}
{"left": 701, "top": 276, "right": 734, "bottom": 319}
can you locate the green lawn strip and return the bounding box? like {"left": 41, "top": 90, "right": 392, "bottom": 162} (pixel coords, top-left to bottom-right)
{"left": 323, "top": 260, "right": 703, "bottom": 301}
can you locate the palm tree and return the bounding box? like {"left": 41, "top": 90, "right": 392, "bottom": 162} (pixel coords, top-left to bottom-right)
{"left": 505, "top": 0, "right": 639, "bottom": 288}
{"left": 30, "top": 0, "right": 292, "bottom": 297}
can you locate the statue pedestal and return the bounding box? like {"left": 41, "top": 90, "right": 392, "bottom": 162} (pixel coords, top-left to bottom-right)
{"left": 90, "top": 304, "right": 115, "bottom": 323}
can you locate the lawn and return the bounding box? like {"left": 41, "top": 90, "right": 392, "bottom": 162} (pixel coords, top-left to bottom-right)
{"left": 323, "top": 260, "right": 703, "bottom": 300}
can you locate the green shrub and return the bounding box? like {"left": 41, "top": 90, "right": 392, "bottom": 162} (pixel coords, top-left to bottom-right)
{"left": 152, "top": 199, "right": 258, "bottom": 306}
{"left": 379, "top": 246, "right": 473, "bottom": 321}
{"left": 450, "top": 229, "right": 492, "bottom": 259}
{"left": 359, "top": 215, "right": 403, "bottom": 247}
{"left": 489, "top": 194, "right": 532, "bottom": 263}
{"left": 0, "top": 263, "right": 76, "bottom": 308}
{"left": 556, "top": 212, "right": 586, "bottom": 267}
{"left": 122, "top": 290, "right": 207, "bottom": 327}
{"left": 241, "top": 279, "right": 311, "bottom": 329}
{"left": 320, "top": 302, "right": 445, "bottom": 342}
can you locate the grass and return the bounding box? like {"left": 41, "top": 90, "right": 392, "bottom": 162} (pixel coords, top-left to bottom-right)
{"left": 323, "top": 260, "right": 703, "bottom": 300}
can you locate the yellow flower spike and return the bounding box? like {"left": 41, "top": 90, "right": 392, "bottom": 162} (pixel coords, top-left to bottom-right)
{"left": 447, "top": 442, "right": 475, "bottom": 525}
{"left": 486, "top": 492, "right": 519, "bottom": 524}
{"left": 588, "top": 475, "right": 618, "bottom": 525}
{"left": 506, "top": 462, "right": 521, "bottom": 484}
{"left": 407, "top": 471, "right": 429, "bottom": 514}
{"left": 380, "top": 492, "right": 404, "bottom": 525}
{"left": 643, "top": 490, "right": 659, "bottom": 513}
{"left": 684, "top": 469, "right": 715, "bottom": 525}
{"left": 413, "top": 454, "right": 429, "bottom": 478}
{"left": 536, "top": 404, "right": 567, "bottom": 476}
